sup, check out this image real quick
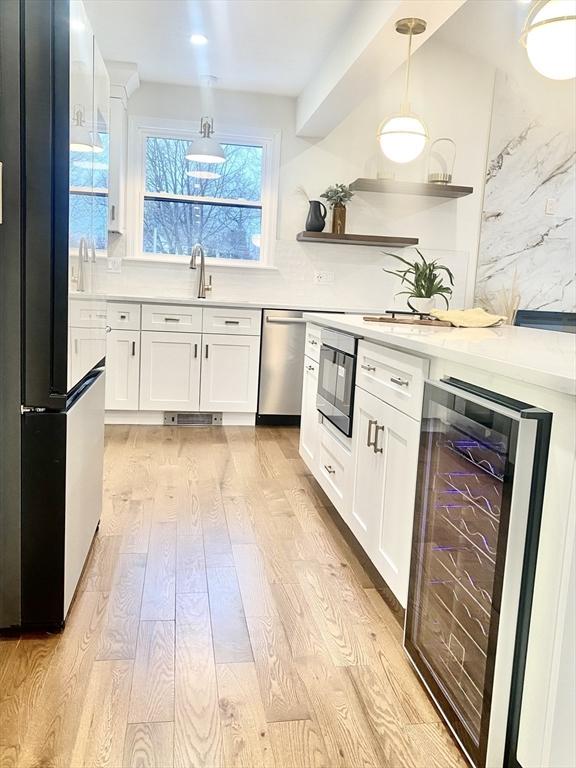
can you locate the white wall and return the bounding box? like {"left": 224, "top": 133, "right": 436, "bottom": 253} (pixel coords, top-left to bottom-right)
{"left": 101, "top": 33, "right": 494, "bottom": 311}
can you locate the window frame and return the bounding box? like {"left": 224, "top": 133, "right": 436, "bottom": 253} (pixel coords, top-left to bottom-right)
{"left": 126, "top": 116, "right": 280, "bottom": 268}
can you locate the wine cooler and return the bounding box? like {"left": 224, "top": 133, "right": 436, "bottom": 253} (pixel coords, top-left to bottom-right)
{"left": 405, "top": 378, "right": 551, "bottom": 768}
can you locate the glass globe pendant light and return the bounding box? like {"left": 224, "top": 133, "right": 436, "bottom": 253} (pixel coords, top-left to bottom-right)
{"left": 70, "top": 104, "right": 103, "bottom": 153}
{"left": 185, "top": 117, "right": 226, "bottom": 164}
{"left": 378, "top": 18, "right": 428, "bottom": 164}
{"left": 521, "top": 0, "right": 576, "bottom": 80}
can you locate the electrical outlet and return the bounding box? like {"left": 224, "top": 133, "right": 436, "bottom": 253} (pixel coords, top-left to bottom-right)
{"left": 107, "top": 257, "right": 122, "bottom": 273}
{"left": 313, "top": 270, "right": 335, "bottom": 284}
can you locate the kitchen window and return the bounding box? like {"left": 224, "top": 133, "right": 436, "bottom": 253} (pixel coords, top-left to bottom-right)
{"left": 129, "top": 120, "right": 279, "bottom": 265}
{"left": 69, "top": 133, "right": 109, "bottom": 250}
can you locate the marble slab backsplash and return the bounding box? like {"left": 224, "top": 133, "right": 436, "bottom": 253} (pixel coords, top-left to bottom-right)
{"left": 94, "top": 240, "right": 469, "bottom": 312}
{"left": 475, "top": 70, "right": 576, "bottom": 313}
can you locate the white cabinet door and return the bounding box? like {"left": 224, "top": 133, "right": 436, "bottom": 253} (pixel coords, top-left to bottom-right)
{"left": 200, "top": 334, "right": 260, "bottom": 413}
{"left": 140, "top": 331, "right": 201, "bottom": 411}
{"left": 299, "top": 356, "right": 319, "bottom": 471}
{"left": 350, "top": 387, "right": 386, "bottom": 549}
{"left": 105, "top": 330, "right": 140, "bottom": 410}
{"left": 108, "top": 97, "right": 127, "bottom": 233}
{"left": 351, "top": 386, "right": 420, "bottom": 607}
{"left": 69, "top": 327, "right": 106, "bottom": 386}
{"left": 371, "top": 402, "right": 420, "bottom": 606}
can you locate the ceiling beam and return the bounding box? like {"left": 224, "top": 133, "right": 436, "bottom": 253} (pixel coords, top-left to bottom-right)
{"left": 296, "top": 0, "right": 466, "bottom": 138}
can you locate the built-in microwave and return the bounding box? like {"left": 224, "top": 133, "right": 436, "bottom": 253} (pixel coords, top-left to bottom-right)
{"left": 316, "top": 328, "right": 358, "bottom": 437}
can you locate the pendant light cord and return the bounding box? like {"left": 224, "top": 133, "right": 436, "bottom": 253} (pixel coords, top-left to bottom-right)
{"left": 402, "top": 23, "right": 414, "bottom": 113}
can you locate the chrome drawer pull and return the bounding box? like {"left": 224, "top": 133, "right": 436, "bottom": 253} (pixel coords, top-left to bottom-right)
{"left": 324, "top": 464, "right": 336, "bottom": 475}
{"left": 361, "top": 364, "right": 376, "bottom": 372}
{"left": 367, "top": 418, "right": 377, "bottom": 448}
{"left": 164, "top": 317, "right": 180, "bottom": 322}
{"left": 120, "top": 314, "right": 127, "bottom": 320}
{"left": 224, "top": 320, "right": 240, "bottom": 325}
{"left": 390, "top": 375, "right": 409, "bottom": 387}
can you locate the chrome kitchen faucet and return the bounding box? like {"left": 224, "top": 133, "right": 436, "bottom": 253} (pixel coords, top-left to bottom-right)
{"left": 190, "top": 243, "right": 212, "bottom": 299}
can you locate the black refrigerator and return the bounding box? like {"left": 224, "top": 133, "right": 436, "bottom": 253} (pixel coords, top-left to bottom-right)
{"left": 0, "top": 0, "right": 109, "bottom": 630}
{"left": 404, "top": 378, "right": 552, "bottom": 768}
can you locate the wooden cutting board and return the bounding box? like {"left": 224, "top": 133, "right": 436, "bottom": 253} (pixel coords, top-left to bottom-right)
{"left": 362, "top": 315, "right": 452, "bottom": 327}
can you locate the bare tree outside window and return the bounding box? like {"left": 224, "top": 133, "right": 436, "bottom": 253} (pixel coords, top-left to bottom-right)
{"left": 143, "top": 137, "right": 263, "bottom": 261}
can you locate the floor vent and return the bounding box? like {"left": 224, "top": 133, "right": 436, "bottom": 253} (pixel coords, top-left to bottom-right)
{"left": 163, "top": 412, "right": 223, "bottom": 426}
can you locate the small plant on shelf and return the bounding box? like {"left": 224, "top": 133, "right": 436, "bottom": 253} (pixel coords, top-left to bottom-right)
{"left": 320, "top": 183, "right": 354, "bottom": 235}
{"left": 383, "top": 248, "right": 455, "bottom": 313}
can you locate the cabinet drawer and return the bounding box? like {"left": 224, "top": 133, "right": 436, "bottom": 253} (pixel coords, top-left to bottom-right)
{"left": 305, "top": 324, "right": 321, "bottom": 362}
{"left": 317, "top": 421, "right": 351, "bottom": 517}
{"left": 107, "top": 302, "right": 141, "bottom": 330}
{"left": 202, "top": 307, "right": 261, "bottom": 336}
{"left": 356, "top": 340, "right": 429, "bottom": 419}
{"left": 141, "top": 304, "right": 202, "bottom": 333}
{"left": 69, "top": 298, "right": 108, "bottom": 328}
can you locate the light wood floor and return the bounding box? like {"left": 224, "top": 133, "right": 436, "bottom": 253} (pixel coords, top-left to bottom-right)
{"left": 0, "top": 425, "right": 467, "bottom": 768}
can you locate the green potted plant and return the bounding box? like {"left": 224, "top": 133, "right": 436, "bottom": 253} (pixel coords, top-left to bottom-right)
{"left": 320, "top": 183, "right": 354, "bottom": 235}
{"left": 383, "top": 248, "right": 455, "bottom": 313}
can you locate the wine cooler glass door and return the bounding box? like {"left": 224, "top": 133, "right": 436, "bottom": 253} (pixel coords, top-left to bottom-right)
{"left": 404, "top": 381, "right": 518, "bottom": 767}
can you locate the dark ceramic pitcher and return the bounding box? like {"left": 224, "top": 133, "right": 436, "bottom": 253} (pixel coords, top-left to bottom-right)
{"left": 305, "top": 200, "right": 327, "bottom": 232}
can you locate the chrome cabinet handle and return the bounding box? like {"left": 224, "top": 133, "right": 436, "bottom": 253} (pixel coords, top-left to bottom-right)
{"left": 224, "top": 320, "right": 240, "bottom": 325}
{"left": 205, "top": 344, "right": 209, "bottom": 359}
{"left": 361, "top": 364, "right": 376, "bottom": 372}
{"left": 120, "top": 314, "right": 127, "bottom": 320}
{"left": 131, "top": 341, "right": 136, "bottom": 356}
{"left": 74, "top": 339, "right": 79, "bottom": 354}
{"left": 164, "top": 317, "right": 180, "bottom": 322}
{"left": 105, "top": 325, "right": 112, "bottom": 334}
{"left": 390, "top": 375, "right": 409, "bottom": 387}
{"left": 367, "top": 419, "right": 377, "bottom": 448}
{"left": 194, "top": 343, "right": 198, "bottom": 359}
{"left": 324, "top": 464, "right": 336, "bottom": 475}
{"left": 374, "top": 424, "right": 384, "bottom": 454}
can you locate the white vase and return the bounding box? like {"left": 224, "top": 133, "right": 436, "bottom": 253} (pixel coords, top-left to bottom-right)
{"left": 407, "top": 297, "right": 435, "bottom": 314}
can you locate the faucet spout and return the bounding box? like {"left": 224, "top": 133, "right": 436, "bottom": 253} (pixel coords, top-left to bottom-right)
{"left": 192, "top": 243, "right": 212, "bottom": 299}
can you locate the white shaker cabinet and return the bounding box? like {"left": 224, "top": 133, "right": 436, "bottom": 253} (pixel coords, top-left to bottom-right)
{"left": 105, "top": 329, "right": 140, "bottom": 410}
{"left": 299, "top": 356, "right": 320, "bottom": 471}
{"left": 69, "top": 327, "right": 106, "bottom": 387}
{"left": 140, "top": 331, "right": 201, "bottom": 411}
{"left": 108, "top": 97, "right": 127, "bottom": 234}
{"left": 200, "top": 334, "right": 260, "bottom": 412}
{"left": 351, "top": 385, "right": 421, "bottom": 607}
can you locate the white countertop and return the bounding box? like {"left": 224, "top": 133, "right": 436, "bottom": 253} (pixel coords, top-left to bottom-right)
{"left": 304, "top": 313, "right": 576, "bottom": 396}
{"left": 69, "top": 291, "right": 391, "bottom": 315}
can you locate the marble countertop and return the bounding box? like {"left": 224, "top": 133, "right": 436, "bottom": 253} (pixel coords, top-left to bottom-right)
{"left": 304, "top": 313, "right": 576, "bottom": 396}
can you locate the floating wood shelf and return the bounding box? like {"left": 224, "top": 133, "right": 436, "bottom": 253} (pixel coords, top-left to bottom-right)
{"left": 350, "top": 178, "right": 474, "bottom": 198}
{"left": 296, "top": 232, "right": 418, "bottom": 248}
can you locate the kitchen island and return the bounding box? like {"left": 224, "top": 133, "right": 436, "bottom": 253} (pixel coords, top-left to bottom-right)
{"left": 301, "top": 312, "right": 575, "bottom": 768}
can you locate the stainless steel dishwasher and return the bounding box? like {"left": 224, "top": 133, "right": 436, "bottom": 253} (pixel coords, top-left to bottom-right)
{"left": 257, "top": 309, "right": 308, "bottom": 425}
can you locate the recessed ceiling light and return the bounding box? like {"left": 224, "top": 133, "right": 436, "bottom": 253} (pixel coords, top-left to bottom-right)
{"left": 190, "top": 33, "right": 208, "bottom": 45}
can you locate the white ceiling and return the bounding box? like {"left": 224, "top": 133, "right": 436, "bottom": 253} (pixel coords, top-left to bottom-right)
{"left": 84, "top": 0, "right": 367, "bottom": 96}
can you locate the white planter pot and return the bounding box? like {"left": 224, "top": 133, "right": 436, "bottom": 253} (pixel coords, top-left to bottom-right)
{"left": 407, "top": 297, "right": 435, "bottom": 314}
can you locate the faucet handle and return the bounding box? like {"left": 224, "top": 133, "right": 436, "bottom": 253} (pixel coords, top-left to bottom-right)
{"left": 206, "top": 275, "right": 213, "bottom": 292}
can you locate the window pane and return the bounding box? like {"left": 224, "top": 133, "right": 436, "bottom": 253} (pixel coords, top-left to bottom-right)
{"left": 145, "top": 137, "right": 262, "bottom": 201}
{"left": 143, "top": 199, "right": 261, "bottom": 261}
{"left": 70, "top": 133, "right": 109, "bottom": 189}
{"left": 69, "top": 193, "right": 108, "bottom": 250}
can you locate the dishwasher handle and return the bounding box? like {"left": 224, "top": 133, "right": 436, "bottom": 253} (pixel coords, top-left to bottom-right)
{"left": 265, "top": 316, "right": 307, "bottom": 325}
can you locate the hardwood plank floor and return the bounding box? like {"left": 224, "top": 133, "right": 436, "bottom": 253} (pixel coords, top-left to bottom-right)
{"left": 1, "top": 425, "right": 467, "bottom": 768}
